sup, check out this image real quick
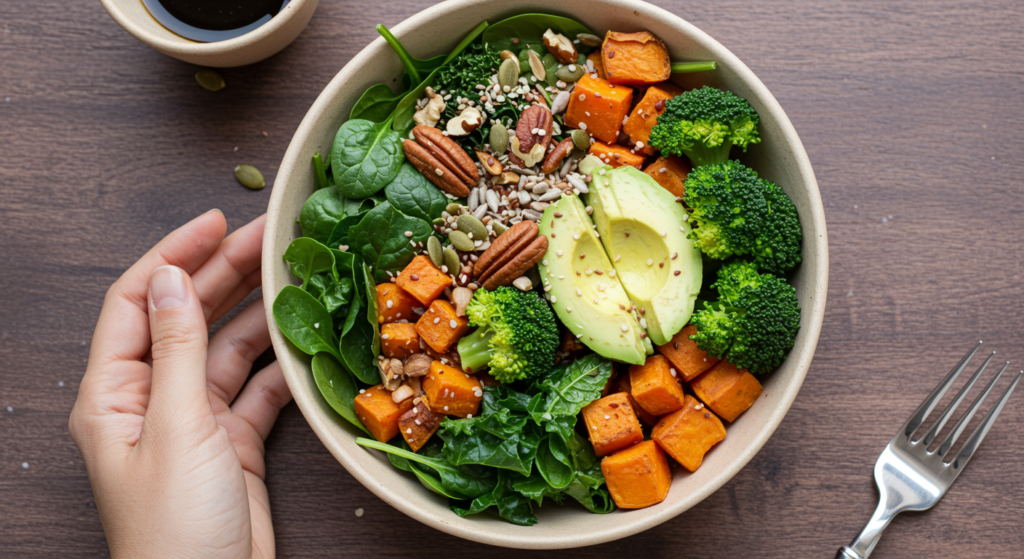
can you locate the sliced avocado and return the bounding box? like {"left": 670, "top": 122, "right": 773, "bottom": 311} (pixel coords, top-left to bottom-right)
{"left": 538, "top": 194, "right": 648, "bottom": 365}
{"left": 586, "top": 166, "right": 703, "bottom": 346}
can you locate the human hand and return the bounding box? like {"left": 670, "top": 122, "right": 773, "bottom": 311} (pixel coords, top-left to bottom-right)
{"left": 69, "top": 210, "right": 290, "bottom": 559}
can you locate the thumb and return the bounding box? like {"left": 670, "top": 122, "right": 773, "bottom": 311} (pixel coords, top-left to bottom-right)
{"left": 145, "top": 265, "right": 212, "bottom": 426}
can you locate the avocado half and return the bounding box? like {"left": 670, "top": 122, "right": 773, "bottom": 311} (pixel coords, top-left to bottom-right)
{"left": 585, "top": 166, "right": 703, "bottom": 346}
{"left": 538, "top": 195, "right": 649, "bottom": 365}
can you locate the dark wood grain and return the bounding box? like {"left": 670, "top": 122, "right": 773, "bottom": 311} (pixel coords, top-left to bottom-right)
{"left": 1, "top": 1, "right": 1022, "bottom": 557}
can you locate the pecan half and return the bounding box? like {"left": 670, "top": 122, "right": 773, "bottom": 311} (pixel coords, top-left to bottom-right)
{"left": 541, "top": 138, "right": 575, "bottom": 174}
{"left": 473, "top": 221, "right": 549, "bottom": 289}
{"left": 515, "top": 105, "right": 553, "bottom": 154}
{"left": 482, "top": 236, "right": 548, "bottom": 291}
{"left": 403, "top": 125, "right": 479, "bottom": 197}
{"left": 542, "top": 29, "right": 578, "bottom": 64}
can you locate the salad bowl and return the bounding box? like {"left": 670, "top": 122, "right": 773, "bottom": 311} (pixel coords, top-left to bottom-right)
{"left": 263, "top": 0, "right": 827, "bottom": 548}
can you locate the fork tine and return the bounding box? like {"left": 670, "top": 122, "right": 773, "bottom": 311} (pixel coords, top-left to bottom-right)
{"left": 937, "top": 361, "right": 1009, "bottom": 457}
{"left": 947, "top": 369, "right": 1022, "bottom": 469}
{"left": 918, "top": 351, "right": 995, "bottom": 447}
{"left": 900, "top": 342, "right": 982, "bottom": 439}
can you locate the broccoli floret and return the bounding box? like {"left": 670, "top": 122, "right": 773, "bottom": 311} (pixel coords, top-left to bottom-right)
{"left": 690, "top": 261, "right": 801, "bottom": 375}
{"left": 648, "top": 86, "right": 761, "bottom": 167}
{"left": 684, "top": 160, "right": 802, "bottom": 275}
{"left": 456, "top": 287, "right": 560, "bottom": 384}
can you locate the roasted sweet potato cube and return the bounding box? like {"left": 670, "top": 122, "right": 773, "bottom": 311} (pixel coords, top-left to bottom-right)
{"left": 396, "top": 255, "right": 451, "bottom": 306}
{"left": 690, "top": 360, "right": 763, "bottom": 422}
{"left": 624, "top": 83, "right": 682, "bottom": 155}
{"left": 656, "top": 323, "right": 718, "bottom": 381}
{"left": 602, "top": 31, "right": 671, "bottom": 86}
{"left": 398, "top": 400, "right": 444, "bottom": 452}
{"left": 565, "top": 73, "right": 634, "bottom": 144}
{"left": 582, "top": 392, "right": 644, "bottom": 457}
{"left": 415, "top": 299, "right": 470, "bottom": 353}
{"left": 353, "top": 384, "right": 414, "bottom": 443}
{"left": 611, "top": 373, "right": 659, "bottom": 426}
{"left": 588, "top": 141, "right": 645, "bottom": 170}
{"left": 643, "top": 155, "right": 691, "bottom": 200}
{"left": 586, "top": 51, "right": 606, "bottom": 80}
{"left": 652, "top": 395, "right": 726, "bottom": 471}
{"left": 423, "top": 360, "right": 482, "bottom": 418}
{"left": 376, "top": 283, "right": 424, "bottom": 323}
{"left": 601, "top": 440, "right": 673, "bottom": 509}
{"left": 629, "top": 354, "right": 687, "bottom": 416}
{"left": 381, "top": 323, "right": 420, "bottom": 359}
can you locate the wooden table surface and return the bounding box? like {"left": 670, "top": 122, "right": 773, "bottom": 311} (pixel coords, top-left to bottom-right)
{"left": 2, "top": 1, "right": 1022, "bottom": 557}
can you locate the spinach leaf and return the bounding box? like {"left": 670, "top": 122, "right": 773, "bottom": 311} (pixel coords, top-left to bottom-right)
{"left": 272, "top": 285, "right": 342, "bottom": 361}
{"left": 451, "top": 472, "right": 538, "bottom": 526}
{"left": 361, "top": 262, "right": 381, "bottom": 356}
{"left": 330, "top": 119, "right": 404, "bottom": 199}
{"left": 299, "top": 186, "right": 367, "bottom": 243}
{"left": 326, "top": 214, "right": 364, "bottom": 250}
{"left": 340, "top": 287, "right": 363, "bottom": 338}
{"left": 535, "top": 436, "right": 573, "bottom": 489}
{"left": 439, "top": 410, "right": 539, "bottom": 476}
{"left": 509, "top": 472, "right": 561, "bottom": 506}
{"left": 338, "top": 311, "right": 379, "bottom": 385}
{"left": 528, "top": 354, "right": 614, "bottom": 423}
{"left": 311, "top": 353, "right": 370, "bottom": 435}
{"left": 482, "top": 14, "right": 591, "bottom": 53}
{"left": 348, "top": 202, "right": 433, "bottom": 283}
{"left": 563, "top": 479, "right": 615, "bottom": 514}
{"left": 386, "top": 440, "right": 468, "bottom": 499}
{"left": 282, "top": 237, "right": 337, "bottom": 289}
{"left": 313, "top": 152, "right": 329, "bottom": 190}
{"left": 307, "top": 273, "right": 353, "bottom": 314}
{"left": 349, "top": 83, "right": 407, "bottom": 123}
{"left": 357, "top": 438, "right": 497, "bottom": 499}
{"left": 384, "top": 163, "right": 449, "bottom": 222}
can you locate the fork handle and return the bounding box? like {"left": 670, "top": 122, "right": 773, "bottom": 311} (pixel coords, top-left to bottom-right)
{"left": 836, "top": 547, "right": 865, "bottom": 559}
{"left": 837, "top": 499, "right": 897, "bottom": 558}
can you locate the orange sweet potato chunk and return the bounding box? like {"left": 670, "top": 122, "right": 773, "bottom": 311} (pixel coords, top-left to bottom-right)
{"left": 415, "top": 299, "right": 470, "bottom": 353}
{"left": 586, "top": 51, "right": 607, "bottom": 80}
{"left": 398, "top": 401, "right": 444, "bottom": 452}
{"left": 690, "top": 360, "right": 763, "bottom": 422}
{"left": 629, "top": 355, "right": 687, "bottom": 416}
{"left": 376, "top": 283, "right": 424, "bottom": 323}
{"left": 624, "top": 83, "right": 682, "bottom": 154}
{"left": 423, "top": 360, "right": 482, "bottom": 418}
{"left": 652, "top": 394, "right": 726, "bottom": 472}
{"left": 565, "top": 73, "right": 634, "bottom": 144}
{"left": 602, "top": 31, "right": 671, "bottom": 86}
{"left": 601, "top": 440, "right": 673, "bottom": 509}
{"left": 611, "top": 373, "right": 659, "bottom": 426}
{"left": 643, "top": 155, "right": 691, "bottom": 199}
{"left": 353, "top": 385, "right": 414, "bottom": 443}
{"left": 656, "top": 324, "right": 718, "bottom": 381}
{"left": 396, "top": 255, "right": 451, "bottom": 306}
{"left": 582, "top": 392, "right": 644, "bottom": 457}
{"left": 381, "top": 323, "right": 420, "bottom": 359}
{"left": 588, "top": 141, "right": 645, "bottom": 170}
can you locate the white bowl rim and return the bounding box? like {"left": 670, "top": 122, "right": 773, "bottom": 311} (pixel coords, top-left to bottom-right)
{"left": 263, "top": 0, "right": 828, "bottom": 548}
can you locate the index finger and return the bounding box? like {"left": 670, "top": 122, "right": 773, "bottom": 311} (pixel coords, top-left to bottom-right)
{"left": 86, "top": 210, "right": 228, "bottom": 373}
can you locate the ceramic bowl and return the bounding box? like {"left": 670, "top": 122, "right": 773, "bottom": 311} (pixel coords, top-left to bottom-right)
{"left": 99, "top": 0, "right": 319, "bottom": 67}
{"left": 263, "top": 0, "right": 827, "bottom": 548}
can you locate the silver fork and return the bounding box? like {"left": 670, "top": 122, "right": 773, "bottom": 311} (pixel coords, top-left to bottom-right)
{"left": 837, "top": 342, "right": 1022, "bottom": 559}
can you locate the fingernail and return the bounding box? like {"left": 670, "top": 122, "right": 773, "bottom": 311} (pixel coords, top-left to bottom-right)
{"left": 206, "top": 208, "right": 223, "bottom": 215}
{"left": 150, "top": 266, "right": 189, "bottom": 310}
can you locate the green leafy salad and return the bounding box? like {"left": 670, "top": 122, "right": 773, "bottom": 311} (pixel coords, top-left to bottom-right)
{"left": 272, "top": 13, "right": 804, "bottom": 525}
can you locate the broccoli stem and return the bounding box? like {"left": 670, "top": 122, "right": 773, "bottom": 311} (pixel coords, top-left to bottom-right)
{"left": 685, "top": 139, "right": 734, "bottom": 168}
{"left": 456, "top": 327, "right": 494, "bottom": 373}
{"left": 671, "top": 61, "right": 717, "bottom": 73}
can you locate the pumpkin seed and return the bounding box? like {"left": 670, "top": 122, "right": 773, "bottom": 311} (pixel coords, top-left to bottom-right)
{"left": 491, "top": 221, "right": 508, "bottom": 236}
{"left": 195, "top": 69, "right": 225, "bottom": 92}
{"left": 541, "top": 53, "right": 559, "bottom": 84}
{"left": 443, "top": 246, "right": 461, "bottom": 274}
{"left": 498, "top": 58, "right": 520, "bottom": 92}
{"left": 234, "top": 164, "right": 265, "bottom": 190}
{"left": 556, "top": 64, "right": 585, "bottom": 82}
{"left": 571, "top": 129, "right": 591, "bottom": 151}
{"left": 427, "top": 236, "right": 443, "bottom": 268}
{"left": 576, "top": 33, "right": 602, "bottom": 48}
{"left": 489, "top": 122, "right": 509, "bottom": 154}
{"left": 499, "top": 50, "right": 520, "bottom": 72}
{"left": 528, "top": 50, "right": 546, "bottom": 81}
{"left": 432, "top": 217, "right": 446, "bottom": 225}
{"left": 456, "top": 214, "right": 487, "bottom": 241}
{"left": 448, "top": 230, "right": 475, "bottom": 252}
{"left": 446, "top": 202, "right": 463, "bottom": 215}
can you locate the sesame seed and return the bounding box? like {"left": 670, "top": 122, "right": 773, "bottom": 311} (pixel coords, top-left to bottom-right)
{"left": 567, "top": 306, "right": 572, "bottom": 313}
{"left": 620, "top": 324, "right": 628, "bottom": 332}
{"left": 647, "top": 259, "right": 654, "bottom": 266}
{"left": 661, "top": 231, "right": 667, "bottom": 237}
{"left": 355, "top": 508, "right": 364, "bottom": 517}
{"left": 386, "top": 300, "right": 394, "bottom": 308}
{"left": 604, "top": 415, "right": 611, "bottom": 420}
{"left": 576, "top": 288, "right": 582, "bottom": 296}
{"left": 359, "top": 389, "right": 365, "bottom": 394}
{"left": 640, "top": 318, "right": 648, "bottom": 329}
{"left": 670, "top": 368, "right": 677, "bottom": 377}
{"left": 572, "top": 234, "right": 579, "bottom": 240}
{"left": 433, "top": 317, "right": 440, "bottom": 324}
{"left": 406, "top": 428, "right": 412, "bottom": 434}
{"left": 467, "top": 414, "right": 473, "bottom": 418}
{"left": 551, "top": 296, "right": 557, "bottom": 303}
{"left": 557, "top": 249, "right": 563, "bottom": 256}
{"left": 578, "top": 94, "right": 586, "bottom": 101}
{"left": 671, "top": 252, "right": 678, "bottom": 260}
{"left": 579, "top": 253, "right": 585, "bottom": 259}
{"left": 435, "top": 168, "right": 444, "bottom": 176}
{"left": 404, "top": 231, "right": 413, "bottom": 237}
{"left": 450, "top": 319, "right": 457, "bottom": 328}
{"left": 381, "top": 334, "right": 390, "bottom": 340}
{"left": 659, "top": 262, "right": 664, "bottom": 268}
{"left": 414, "top": 419, "right": 421, "bottom": 425}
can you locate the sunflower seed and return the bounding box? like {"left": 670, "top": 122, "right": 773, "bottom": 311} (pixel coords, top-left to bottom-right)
{"left": 468, "top": 188, "right": 479, "bottom": 211}
{"left": 234, "top": 164, "right": 265, "bottom": 189}
{"left": 195, "top": 69, "right": 225, "bottom": 92}
{"left": 522, "top": 209, "right": 543, "bottom": 221}
{"left": 538, "top": 189, "right": 562, "bottom": 202}
{"left": 485, "top": 190, "right": 500, "bottom": 213}
{"left": 427, "top": 236, "right": 444, "bottom": 267}
{"left": 472, "top": 203, "right": 488, "bottom": 220}
{"left": 567, "top": 175, "right": 589, "bottom": 193}
{"left": 517, "top": 190, "right": 532, "bottom": 205}
{"left": 530, "top": 201, "right": 549, "bottom": 211}
{"left": 551, "top": 91, "right": 571, "bottom": 114}
{"left": 531, "top": 181, "right": 549, "bottom": 195}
